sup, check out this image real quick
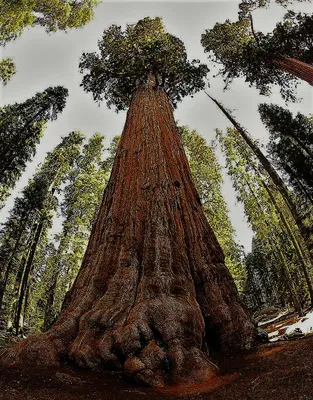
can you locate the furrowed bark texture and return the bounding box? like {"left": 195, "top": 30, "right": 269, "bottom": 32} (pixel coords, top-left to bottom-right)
{"left": 0, "top": 86, "right": 256, "bottom": 386}
{"left": 272, "top": 58, "right": 313, "bottom": 86}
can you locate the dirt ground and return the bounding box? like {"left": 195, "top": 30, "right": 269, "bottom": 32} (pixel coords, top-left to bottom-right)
{"left": 0, "top": 332, "right": 313, "bottom": 400}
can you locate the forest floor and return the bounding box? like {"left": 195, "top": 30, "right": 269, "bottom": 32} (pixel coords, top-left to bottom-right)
{"left": 0, "top": 314, "right": 313, "bottom": 400}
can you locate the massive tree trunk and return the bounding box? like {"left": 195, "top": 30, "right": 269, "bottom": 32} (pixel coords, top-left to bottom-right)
{"left": 272, "top": 57, "right": 313, "bottom": 87}
{"left": 0, "top": 85, "right": 256, "bottom": 386}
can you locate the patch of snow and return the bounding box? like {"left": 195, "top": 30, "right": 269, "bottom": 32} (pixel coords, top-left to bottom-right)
{"left": 285, "top": 311, "right": 313, "bottom": 335}
{"left": 268, "top": 310, "right": 313, "bottom": 342}
{"left": 268, "top": 330, "right": 279, "bottom": 338}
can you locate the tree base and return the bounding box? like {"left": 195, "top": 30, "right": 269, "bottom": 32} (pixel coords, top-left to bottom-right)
{"left": 0, "top": 296, "right": 221, "bottom": 387}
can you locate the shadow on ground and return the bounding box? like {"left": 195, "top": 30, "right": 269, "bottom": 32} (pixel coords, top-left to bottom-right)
{"left": 1, "top": 334, "right": 313, "bottom": 400}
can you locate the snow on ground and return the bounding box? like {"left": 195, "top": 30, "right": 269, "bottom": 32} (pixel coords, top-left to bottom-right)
{"left": 267, "top": 310, "right": 313, "bottom": 342}
{"left": 285, "top": 311, "right": 313, "bottom": 335}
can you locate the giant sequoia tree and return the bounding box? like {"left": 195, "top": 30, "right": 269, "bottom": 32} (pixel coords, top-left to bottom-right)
{"left": 0, "top": 17, "right": 256, "bottom": 387}
{"left": 201, "top": 10, "right": 313, "bottom": 101}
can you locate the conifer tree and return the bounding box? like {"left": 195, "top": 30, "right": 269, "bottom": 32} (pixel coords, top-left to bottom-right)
{"left": 0, "top": 0, "right": 101, "bottom": 45}
{"left": 43, "top": 133, "right": 110, "bottom": 330}
{"left": 244, "top": 238, "right": 284, "bottom": 311}
{"left": 218, "top": 127, "right": 311, "bottom": 313}
{"left": 0, "top": 132, "right": 84, "bottom": 333}
{"left": 0, "top": 58, "right": 16, "bottom": 85}
{"left": 0, "top": 17, "right": 256, "bottom": 387}
{"left": 208, "top": 94, "right": 313, "bottom": 273}
{"left": 259, "top": 104, "right": 313, "bottom": 203}
{"left": 0, "top": 86, "right": 69, "bottom": 208}
{"left": 201, "top": 10, "right": 313, "bottom": 101}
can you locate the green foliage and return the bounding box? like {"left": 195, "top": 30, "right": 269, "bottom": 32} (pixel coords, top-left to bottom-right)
{"left": 201, "top": 11, "right": 313, "bottom": 101}
{"left": 259, "top": 103, "right": 313, "bottom": 203}
{"left": 0, "top": 58, "right": 16, "bottom": 85}
{"left": 244, "top": 238, "right": 284, "bottom": 311}
{"left": 40, "top": 133, "right": 115, "bottom": 330}
{"left": 218, "top": 127, "right": 311, "bottom": 309}
{"left": 0, "top": 0, "right": 100, "bottom": 45}
{"left": 180, "top": 125, "right": 246, "bottom": 291}
{"left": 0, "top": 132, "right": 84, "bottom": 330}
{"left": 79, "top": 17, "right": 209, "bottom": 111}
{"left": 0, "top": 86, "right": 69, "bottom": 208}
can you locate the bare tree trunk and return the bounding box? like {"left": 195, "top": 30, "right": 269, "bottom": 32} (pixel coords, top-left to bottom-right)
{"left": 0, "top": 85, "right": 256, "bottom": 386}
{"left": 0, "top": 217, "right": 28, "bottom": 310}
{"left": 14, "top": 220, "right": 43, "bottom": 336}
{"left": 272, "top": 57, "right": 313, "bottom": 86}
{"left": 43, "top": 232, "right": 69, "bottom": 332}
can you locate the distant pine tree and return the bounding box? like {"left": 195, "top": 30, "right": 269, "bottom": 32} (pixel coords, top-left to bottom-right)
{"left": 0, "top": 86, "right": 69, "bottom": 208}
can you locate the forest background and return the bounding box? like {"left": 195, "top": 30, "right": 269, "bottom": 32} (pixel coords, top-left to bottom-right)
{"left": 1, "top": 0, "right": 311, "bottom": 253}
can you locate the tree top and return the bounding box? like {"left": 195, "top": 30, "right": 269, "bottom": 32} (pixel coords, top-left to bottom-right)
{"left": 79, "top": 17, "right": 209, "bottom": 112}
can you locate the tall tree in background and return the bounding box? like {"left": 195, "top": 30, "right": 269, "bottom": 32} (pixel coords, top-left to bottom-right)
{"left": 218, "top": 127, "right": 311, "bottom": 313}
{"left": 207, "top": 94, "right": 313, "bottom": 276}
{"left": 0, "top": 17, "right": 256, "bottom": 387}
{"left": 180, "top": 126, "right": 246, "bottom": 292}
{"left": 0, "top": 132, "right": 84, "bottom": 334}
{"left": 0, "top": 86, "right": 69, "bottom": 209}
{"left": 244, "top": 238, "right": 284, "bottom": 311}
{"left": 42, "top": 133, "right": 109, "bottom": 330}
{"left": 201, "top": 10, "right": 313, "bottom": 101}
{"left": 259, "top": 103, "right": 313, "bottom": 207}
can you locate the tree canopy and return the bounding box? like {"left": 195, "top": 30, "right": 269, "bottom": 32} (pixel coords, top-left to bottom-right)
{"left": 259, "top": 103, "right": 313, "bottom": 203}
{"left": 79, "top": 17, "right": 209, "bottom": 111}
{"left": 238, "top": 0, "right": 311, "bottom": 19}
{"left": 0, "top": 58, "right": 16, "bottom": 85}
{"left": 201, "top": 11, "right": 313, "bottom": 101}
{"left": 0, "top": 0, "right": 100, "bottom": 45}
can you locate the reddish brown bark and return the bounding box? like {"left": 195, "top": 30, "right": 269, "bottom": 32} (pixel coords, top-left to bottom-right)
{"left": 272, "top": 57, "right": 313, "bottom": 86}
{"left": 0, "top": 85, "right": 256, "bottom": 386}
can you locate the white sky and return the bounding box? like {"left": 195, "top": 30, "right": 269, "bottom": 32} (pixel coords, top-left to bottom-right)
{"left": 0, "top": 1, "right": 312, "bottom": 252}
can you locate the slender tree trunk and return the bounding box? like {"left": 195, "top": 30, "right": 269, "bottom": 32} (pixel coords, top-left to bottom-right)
{"left": 6, "top": 230, "right": 35, "bottom": 325}
{"left": 43, "top": 231, "right": 69, "bottom": 331}
{"left": 208, "top": 94, "right": 313, "bottom": 258}
{"left": 14, "top": 220, "right": 44, "bottom": 336}
{"left": 0, "top": 216, "right": 28, "bottom": 311}
{"left": 0, "top": 85, "right": 256, "bottom": 387}
{"left": 234, "top": 131, "right": 313, "bottom": 307}
{"left": 275, "top": 245, "right": 303, "bottom": 316}
{"left": 22, "top": 281, "right": 31, "bottom": 332}
{"left": 261, "top": 181, "right": 313, "bottom": 307}
{"left": 243, "top": 172, "right": 303, "bottom": 315}
{"left": 272, "top": 57, "right": 313, "bottom": 87}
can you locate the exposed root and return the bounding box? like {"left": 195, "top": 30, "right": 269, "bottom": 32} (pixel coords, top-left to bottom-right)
{"left": 0, "top": 296, "right": 218, "bottom": 386}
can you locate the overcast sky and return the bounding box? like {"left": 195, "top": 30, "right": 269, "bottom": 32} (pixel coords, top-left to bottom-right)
{"left": 0, "top": 1, "right": 312, "bottom": 252}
